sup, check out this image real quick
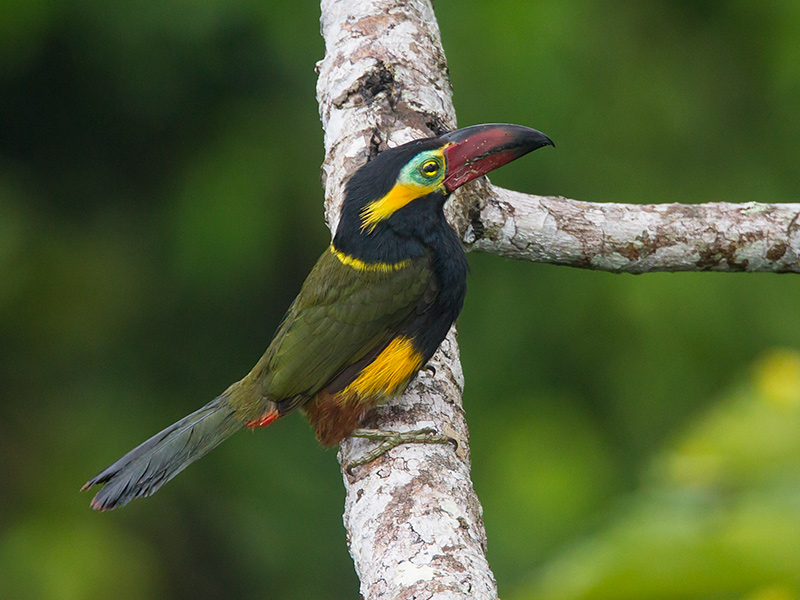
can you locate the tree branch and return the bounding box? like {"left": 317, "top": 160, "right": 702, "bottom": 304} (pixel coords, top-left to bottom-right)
{"left": 317, "top": 0, "right": 497, "bottom": 598}
{"left": 463, "top": 186, "right": 800, "bottom": 273}
{"left": 316, "top": 0, "right": 800, "bottom": 597}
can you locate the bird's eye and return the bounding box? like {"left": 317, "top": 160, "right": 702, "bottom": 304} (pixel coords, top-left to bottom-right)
{"left": 420, "top": 160, "right": 440, "bottom": 177}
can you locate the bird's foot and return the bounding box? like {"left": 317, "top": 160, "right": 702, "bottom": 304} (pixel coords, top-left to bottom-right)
{"left": 346, "top": 427, "right": 457, "bottom": 472}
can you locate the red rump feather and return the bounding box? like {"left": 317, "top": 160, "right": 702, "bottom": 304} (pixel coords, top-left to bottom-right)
{"left": 247, "top": 409, "right": 280, "bottom": 429}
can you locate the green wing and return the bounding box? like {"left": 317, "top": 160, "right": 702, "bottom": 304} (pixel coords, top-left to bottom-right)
{"left": 252, "top": 247, "right": 433, "bottom": 401}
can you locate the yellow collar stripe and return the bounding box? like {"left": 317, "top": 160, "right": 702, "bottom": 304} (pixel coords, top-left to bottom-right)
{"left": 360, "top": 183, "right": 428, "bottom": 233}
{"left": 329, "top": 245, "right": 411, "bottom": 272}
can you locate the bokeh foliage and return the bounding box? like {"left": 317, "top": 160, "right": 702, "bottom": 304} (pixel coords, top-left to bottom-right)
{"left": 2, "top": 1, "right": 799, "bottom": 599}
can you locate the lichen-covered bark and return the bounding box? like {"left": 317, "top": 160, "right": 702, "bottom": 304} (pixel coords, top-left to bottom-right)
{"left": 465, "top": 187, "right": 800, "bottom": 273}
{"left": 343, "top": 335, "right": 496, "bottom": 599}
{"left": 317, "top": 0, "right": 497, "bottom": 598}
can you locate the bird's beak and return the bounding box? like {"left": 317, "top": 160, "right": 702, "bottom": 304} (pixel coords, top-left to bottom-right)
{"left": 440, "top": 124, "right": 554, "bottom": 193}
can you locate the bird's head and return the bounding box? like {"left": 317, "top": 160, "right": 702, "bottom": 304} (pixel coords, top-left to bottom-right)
{"left": 338, "top": 124, "right": 553, "bottom": 239}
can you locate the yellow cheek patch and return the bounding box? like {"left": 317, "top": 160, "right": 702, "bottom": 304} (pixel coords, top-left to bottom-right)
{"left": 329, "top": 245, "right": 411, "bottom": 272}
{"left": 360, "top": 183, "right": 427, "bottom": 233}
{"left": 344, "top": 336, "right": 424, "bottom": 398}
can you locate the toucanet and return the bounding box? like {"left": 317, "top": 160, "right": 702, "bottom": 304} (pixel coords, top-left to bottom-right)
{"left": 83, "top": 124, "right": 553, "bottom": 510}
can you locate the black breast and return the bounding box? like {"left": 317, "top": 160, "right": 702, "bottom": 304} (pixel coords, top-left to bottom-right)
{"left": 404, "top": 211, "right": 469, "bottom": 361}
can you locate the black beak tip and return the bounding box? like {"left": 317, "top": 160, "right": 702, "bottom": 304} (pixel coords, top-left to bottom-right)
{"left": 521, "top": 128, "right": 555, "bottom": 151}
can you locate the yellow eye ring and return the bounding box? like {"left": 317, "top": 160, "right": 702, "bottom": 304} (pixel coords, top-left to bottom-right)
{"left": 420, "top": 159, "right": 440, "bottom": 177}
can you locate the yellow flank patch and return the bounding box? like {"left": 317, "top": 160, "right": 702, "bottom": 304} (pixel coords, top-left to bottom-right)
{"left": 329, "top": 245, "right": 411, "bottom": 272}
{"left": 344, "top": 336, "right": 424, "bottom": 398}
{"left": 360, "top": 183, "right": 428, "bottom": 232}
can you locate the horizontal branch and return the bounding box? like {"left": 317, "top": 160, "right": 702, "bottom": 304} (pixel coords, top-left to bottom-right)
{"left": 462, "top": 186, "right": 800, "bottom": 273}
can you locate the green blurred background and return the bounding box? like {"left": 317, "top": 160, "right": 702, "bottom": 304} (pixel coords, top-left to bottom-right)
{"left": 2, "top": 1, "right": 800, "bottom": 599}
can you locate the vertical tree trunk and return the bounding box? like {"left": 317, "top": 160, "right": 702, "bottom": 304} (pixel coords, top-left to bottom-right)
{"left": 316, "top": 1, "right": 499, "bottom": 598}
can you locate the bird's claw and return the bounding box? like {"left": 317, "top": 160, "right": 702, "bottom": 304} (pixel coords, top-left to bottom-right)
{"left": 345, "top": 427, "right": 458, "bottom": 472}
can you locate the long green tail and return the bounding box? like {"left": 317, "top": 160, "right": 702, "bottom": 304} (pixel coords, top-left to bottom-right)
{"left": 83, "top": 391, "right": 246, "bottom": 511}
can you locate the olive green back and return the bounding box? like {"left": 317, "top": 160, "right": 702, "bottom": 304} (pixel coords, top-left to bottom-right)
{"left": 246, "top": 248, "right": 433, "bottom": 402}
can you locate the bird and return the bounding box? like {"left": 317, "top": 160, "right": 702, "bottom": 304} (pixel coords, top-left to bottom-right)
{"left": 82, "top": 123, "right": 553, "bottom": 510}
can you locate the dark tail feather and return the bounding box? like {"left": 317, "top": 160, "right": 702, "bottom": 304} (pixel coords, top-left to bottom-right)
{"left": 83, "top": 394, "right": 245, "bottom": 511}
